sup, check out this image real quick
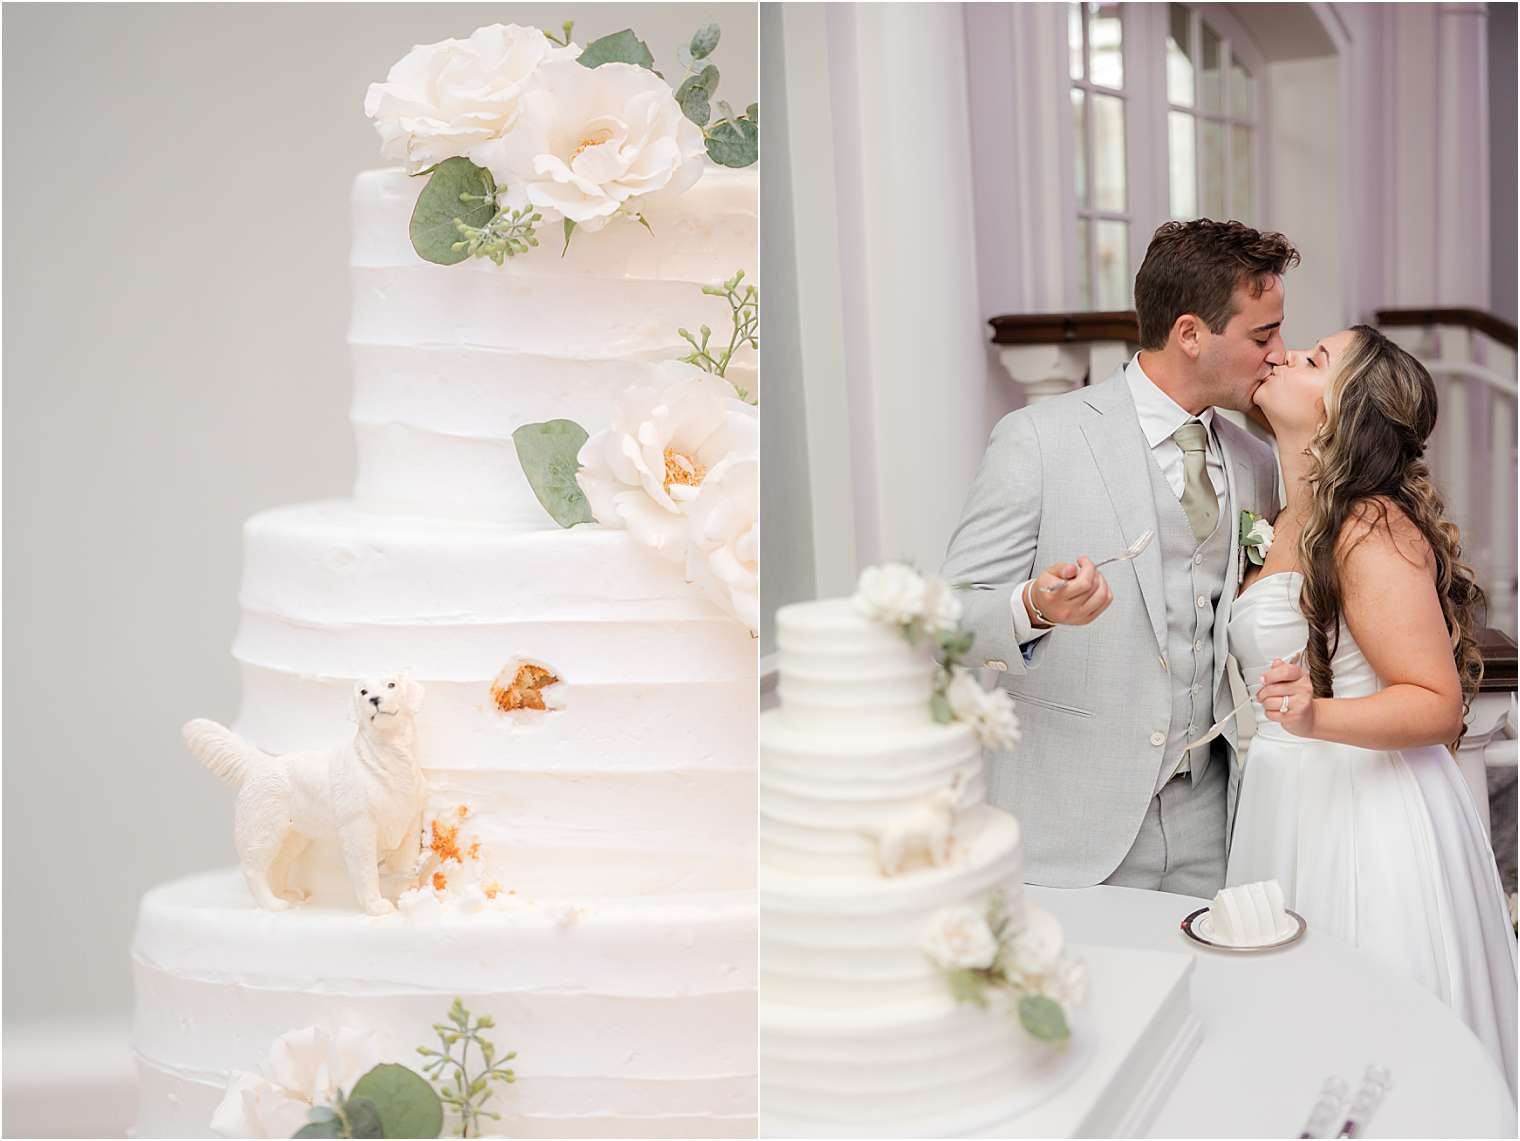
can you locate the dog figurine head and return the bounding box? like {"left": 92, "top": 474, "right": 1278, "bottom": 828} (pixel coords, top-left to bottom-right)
{"left": 353, "top": 671, "right": 426, "bottom": 737}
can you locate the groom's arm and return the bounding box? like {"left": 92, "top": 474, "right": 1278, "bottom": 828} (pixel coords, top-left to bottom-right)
{"left": 941, "top": 410, "right": 1050, "bottom": 677}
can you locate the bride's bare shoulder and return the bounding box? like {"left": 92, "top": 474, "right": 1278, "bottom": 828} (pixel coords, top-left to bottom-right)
{"left": 1335, "top": 496, "right": 1435, "bottom": 576}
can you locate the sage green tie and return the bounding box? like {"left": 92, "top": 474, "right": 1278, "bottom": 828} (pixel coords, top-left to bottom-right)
{"left": 1172, "top": 421, "right": 1218, "bottom": 542}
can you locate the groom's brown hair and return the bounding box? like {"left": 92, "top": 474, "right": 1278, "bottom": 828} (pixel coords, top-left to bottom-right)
{"left": 1134, "top": 220, "right": 1300, "bottom": 350}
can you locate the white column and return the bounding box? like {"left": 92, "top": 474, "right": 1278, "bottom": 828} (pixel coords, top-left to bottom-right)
{"left": 1436, "top": 3, "right": 1491, "bottom": 307}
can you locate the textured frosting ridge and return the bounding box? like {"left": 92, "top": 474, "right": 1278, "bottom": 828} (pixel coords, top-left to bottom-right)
{"left": 761, "top": 595, "right": 1070, "bottom": 1136}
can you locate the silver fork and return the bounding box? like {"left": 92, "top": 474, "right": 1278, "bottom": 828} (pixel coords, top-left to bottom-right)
{"left": 1038, "top": 528, "right": 1156, "bottom": 593}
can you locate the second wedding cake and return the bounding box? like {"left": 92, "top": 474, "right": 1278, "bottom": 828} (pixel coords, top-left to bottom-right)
{"left": 759, "top": 577, "right": 1095, "bottom": 1138}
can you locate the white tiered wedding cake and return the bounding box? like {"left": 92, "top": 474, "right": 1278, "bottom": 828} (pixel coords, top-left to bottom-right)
{"left": 760, "top": 576, "right": 1095, "bottom": 1138}
{"left": 132, "top": 21, "right": 758, "bottom": 1139}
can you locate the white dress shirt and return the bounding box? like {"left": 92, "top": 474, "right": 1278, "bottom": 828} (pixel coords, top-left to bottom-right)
{"left": 1011, "top": 353, "right": 1227, "bottom": 646}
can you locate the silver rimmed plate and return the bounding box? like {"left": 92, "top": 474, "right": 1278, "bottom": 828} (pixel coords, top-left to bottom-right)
{"left": 1181, "top": 906, "right": 1307, "bottom": 952}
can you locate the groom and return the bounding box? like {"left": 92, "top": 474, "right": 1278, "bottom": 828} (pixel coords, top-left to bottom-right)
{"left": 943, "top": 220, "right": 1297, "bottom": 896}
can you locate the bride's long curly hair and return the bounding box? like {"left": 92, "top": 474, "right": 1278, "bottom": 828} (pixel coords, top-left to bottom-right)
{"left": 1296, "top": 324, "right": 1485, "bottom": 747}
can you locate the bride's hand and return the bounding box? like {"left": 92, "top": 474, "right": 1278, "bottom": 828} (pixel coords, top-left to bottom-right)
{"left": 1256, "top": 658, "right": 1316, "bottom": 737}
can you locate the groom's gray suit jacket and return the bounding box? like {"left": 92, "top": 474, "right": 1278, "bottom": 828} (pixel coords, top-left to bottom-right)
{"left": 942, "top": 366, "right": 1281, "bottom": 887}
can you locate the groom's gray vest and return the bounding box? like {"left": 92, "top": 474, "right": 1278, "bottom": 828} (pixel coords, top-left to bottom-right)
{"left": 940, "top": 367, "right": 1281, "bottom": 886}
{"left": 1146, "top": 435, "right": 1232, "bottom": 793}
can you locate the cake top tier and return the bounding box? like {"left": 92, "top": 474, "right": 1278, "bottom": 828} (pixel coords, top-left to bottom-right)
{"left": 773, "top": 598, "right": 937, "bottom": 732}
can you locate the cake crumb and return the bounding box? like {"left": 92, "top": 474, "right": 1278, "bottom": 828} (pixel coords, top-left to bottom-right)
{"left": 432, "top": 870, "right": 448, "bottom": 892}
{"left": 492, "top": 661, "right": 560, "bottom": 712}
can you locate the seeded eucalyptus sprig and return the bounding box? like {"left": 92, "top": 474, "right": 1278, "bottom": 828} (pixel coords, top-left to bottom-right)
{"left": 452, "top": 205, "right": 543, "bottom": 264}
{"left": 541, "top": 20, "right": 574, "bottom": 48}
{"left": 416, "top": 999, "right": 518, "bottom": 1138}
{"left": 678, "top": 270, "right": 758, "bottom": 401}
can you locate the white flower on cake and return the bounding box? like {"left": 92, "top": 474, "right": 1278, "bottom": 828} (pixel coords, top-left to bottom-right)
{"left": 853, "top": 563, "right": 928, "bottom": 628}
{"left": 363, "top": 24, "right": 578, "bottom": 174}
{"left": 577, "top": 362, "right": 757, "bottom": 560}
{"left": 944, "top": 668, "right": 1021, "bottom": 750}
{"left": 921, "top": 905, "right": 1000, "bottom": 970}
{"left": 684, "top": 452, "right": 758, "bottom": 632}
{"left": 1004, "top": 904, "right": 1065, "bottom": 977}
{"left": 921, "top": 576, "right": 965, "bottom": 636}
{"left": 211, "top": 1026, "right": 384, "bottom": 1138}
{"left": 471, "top": 59, "right": 707, "bottom": 231}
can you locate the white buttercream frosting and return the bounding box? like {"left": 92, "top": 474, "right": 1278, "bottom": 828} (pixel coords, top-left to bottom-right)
{"left": 1209, "top": 879, "right": 1291, "bottom": 946}
{"left": 133, "top": 870, "right": 755, "bottom": 1138}
{"left": 133, "top": 142, "right": 757, "bottom": 1136}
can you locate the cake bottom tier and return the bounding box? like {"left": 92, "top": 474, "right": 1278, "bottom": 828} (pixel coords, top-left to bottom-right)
{"left": 759, "top": 995, "right": 1093, "bottom": 1138}
{"left": 132, "top": 870, "right": 756, "bottom": 1138}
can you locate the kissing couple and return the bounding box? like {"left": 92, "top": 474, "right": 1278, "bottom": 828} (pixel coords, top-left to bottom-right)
{"left": 943, "top": 218, "right": 1516, "bottom": 1090}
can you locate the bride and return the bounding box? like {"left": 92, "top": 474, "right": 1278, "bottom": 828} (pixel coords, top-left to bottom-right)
{"left": 1227, "top": 324, "right": 1517, "bottom": 1093}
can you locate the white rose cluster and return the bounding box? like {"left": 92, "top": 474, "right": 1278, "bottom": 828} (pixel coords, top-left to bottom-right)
{"left": 211, "top": 1027, "right": 384, "bottom": 1138}
{"left": 1002, "top": 905, "right": 1088, "bottom": 1008}
{"left": 576, "top": 362, "right": 759, "bottom": 632}
{"left": 920, "top": 905, "right": 1000, "bottom": 971}
{"left": 365, "top": 25, "right": 706, "bottom": 230}
{"left": 853, "top": 564, "right": 963, "bottom": 634}
{"left": 945, "top": 668, "right": 1022, "bottom": 751}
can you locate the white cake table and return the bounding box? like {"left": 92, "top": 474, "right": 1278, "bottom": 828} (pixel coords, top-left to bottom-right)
{"left": 1029, "top": 885, "right": 1517, "bottom": 1138}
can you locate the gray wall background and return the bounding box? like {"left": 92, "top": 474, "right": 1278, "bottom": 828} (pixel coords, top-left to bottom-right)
{"left": 3, "top": 1, "right": 756, "bottom": 1034}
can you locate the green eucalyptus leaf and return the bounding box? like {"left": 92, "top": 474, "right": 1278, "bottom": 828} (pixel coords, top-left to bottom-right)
{"left": 705, "top": 117, "right": 758, "bottom": 168}
{"left": 690, "top": 23, "right": 721, "bottom": 59}
{"left": 308, "top": 1107, "right": 340, "bottom": 1125}
{"left": 675, "top": 74, "right": 712, "bottom": 127}
{"left": 945, "top": 968, "right": 990, "bottom": 1008}
{"left": 746, "top": 102, "right": 758, "bottom": 124}
{"left": 578, "top": 29, "right": 655, "bottom": 70}
{"left": 930, "top": 691, "right": 953, "bottom": 724}
{"left": 1018, "top": 994, "right": 1071, "bottom": 1042}
{"left": 345, "top": 1097, "right": 384, "bottom": 1140}
{"left": 351, "top": 1064, "right": 443, "bottom": 1139}
{"left": 293, "top": 1119, "right": 345, "bottom": 1139}
{"left": 1247, "top": 546, "right": 1266, "bottom": 566}
{"left": 513, "top": 420, "right": 594, "bottom": 528}
{"left": 675, "top": 41, "right": 693, "bottom": 70}
{"left": 409, "top": 158, "right": 496, "bottom": 266}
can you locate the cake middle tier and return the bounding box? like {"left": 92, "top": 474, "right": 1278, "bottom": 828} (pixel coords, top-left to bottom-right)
{"left": 761, "top": 806, "right": 1025, "bottom": 1009}
{"left": 228, "top": 500, "right": 755, "bottom": 899}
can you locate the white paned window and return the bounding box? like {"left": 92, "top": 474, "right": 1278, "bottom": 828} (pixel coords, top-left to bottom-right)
{"left": 1063, "top": 3, "right": 1267, "bottom": 311}
{"left": 1070, "top": 2, "right": 1132, "bottom": 311}
{"left": 1166, "top": 4, "right": 1257, "bottom": 223}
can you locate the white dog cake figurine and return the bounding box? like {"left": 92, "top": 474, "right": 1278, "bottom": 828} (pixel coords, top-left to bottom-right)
{"left": 183, "top": 673, "right": 428, "bottom": 915}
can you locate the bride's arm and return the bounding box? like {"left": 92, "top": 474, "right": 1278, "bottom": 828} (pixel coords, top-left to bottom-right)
{"left": 1257, "top": 499, "right": 1466, "bottom": 749}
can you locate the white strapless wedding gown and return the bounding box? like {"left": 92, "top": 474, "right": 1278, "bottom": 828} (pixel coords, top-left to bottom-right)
{"left": 1227, "top": 571, "right": 1517, "bottom": 1095}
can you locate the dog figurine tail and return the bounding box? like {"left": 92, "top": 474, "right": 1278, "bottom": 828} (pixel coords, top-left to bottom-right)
{"left": 183, "top": 719, "right": 264, "bottom": 788}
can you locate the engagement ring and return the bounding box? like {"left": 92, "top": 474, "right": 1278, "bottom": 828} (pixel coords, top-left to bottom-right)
{"left": 1280, "top": 697, "right": 1291, "bottom": 714}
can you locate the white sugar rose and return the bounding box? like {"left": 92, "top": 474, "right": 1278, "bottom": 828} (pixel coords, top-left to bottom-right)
{"left": 686, "top": 452, "right": 758, "bottom": 634}
{"left": 921, "top": 905, "right": 1000, "bottom": 971}
{"left": 921, "top": 576, "right": 964, "bottom": 635}
{"left": 1002, "top": 904, "right": 1065, "bottom": 980}
{"left": 945, "top": 669, "right": 1022, "bottom": 750}
{"left": 1041, "top": 954, "right": 1089, "bottom": 1008}
{"left": 471, "top": 59, "right": 707, "bottom": 231}
{"left": 211, "top": 1026, "right": 384, "bottom": 1138}
{"left": 577, "top": 363, "right": 757, "bottom": 560}
{"left": 854, "top": 563, "right": 927, "bottom": 628}
{"left": 364, "top": 24, "right": 577, "bottom": 173}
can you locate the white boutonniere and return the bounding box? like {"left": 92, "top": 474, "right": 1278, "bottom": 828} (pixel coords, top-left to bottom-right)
{"left": 1238, "top": 509, "right": 1274, "bottom": 567}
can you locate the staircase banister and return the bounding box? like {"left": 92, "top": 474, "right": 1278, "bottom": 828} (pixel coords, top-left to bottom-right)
{"left": 1375, "top": 307, "right": 1518, "bottom": 349}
